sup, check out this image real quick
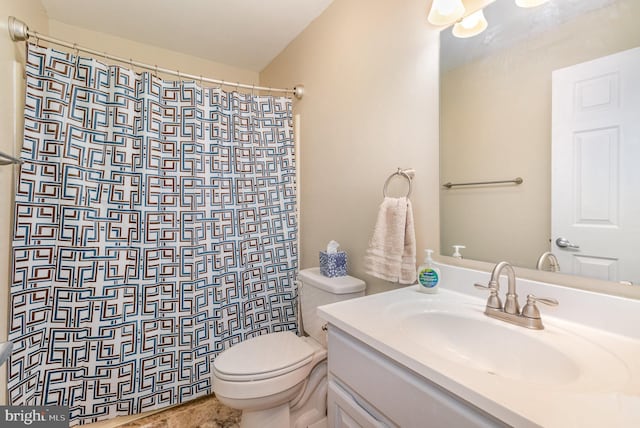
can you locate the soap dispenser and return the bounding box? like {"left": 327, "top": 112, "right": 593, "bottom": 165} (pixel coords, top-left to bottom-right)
{"left": 417, "top": 249, "right": 440, "bottom": 294}
{"left": 452, "top": 245, "right": 466, "bottom": 259}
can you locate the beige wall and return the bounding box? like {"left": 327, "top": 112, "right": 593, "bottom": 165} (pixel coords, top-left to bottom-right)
{"left": 48, "top": 20, "right": 259, "bottom": 84}
{"left": 440, "top": 0, "right": 640, "bottom": 269}
{"left": 260, "top": 0, "right": 440, "bottom": 295}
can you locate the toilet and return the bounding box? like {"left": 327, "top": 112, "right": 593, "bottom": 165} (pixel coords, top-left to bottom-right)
{"left": 212, "top": 267, "right": 366, "bottom": 428}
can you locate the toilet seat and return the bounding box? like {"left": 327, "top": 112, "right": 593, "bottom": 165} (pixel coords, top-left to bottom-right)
{"left": 212, "top": 332, "right": 326, "bottom": 401}
{"left": 214, "top": 332, "right": 315, "bottom": 381}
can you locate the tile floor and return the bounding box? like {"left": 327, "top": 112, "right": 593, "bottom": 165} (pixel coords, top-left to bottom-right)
{"left": 118, "top": 395, "right": 241, "bottom": 428}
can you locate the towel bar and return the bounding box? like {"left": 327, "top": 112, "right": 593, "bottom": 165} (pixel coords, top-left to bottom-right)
{"left": 442, "top": 177, "right": 523, "bottom": 189}
{"left": 0, "top": 151, "right": 23, "bottom": 166}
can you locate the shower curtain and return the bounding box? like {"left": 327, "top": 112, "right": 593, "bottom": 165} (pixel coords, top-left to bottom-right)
{"left": 9, "top": 44, "right": 298, "bottom": 425}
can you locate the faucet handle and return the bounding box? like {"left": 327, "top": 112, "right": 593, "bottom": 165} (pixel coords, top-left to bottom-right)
{"left": 473, "top": 282, "right": 502, "bottom": 310}
{"left": 473, "top": 282, "right": 493, "bottom": 290}
{"left": 529, "top": 295, "right": 559, "bottom": 306}
{"left": 521, "top": 294, "right": 559, "bottom": 319}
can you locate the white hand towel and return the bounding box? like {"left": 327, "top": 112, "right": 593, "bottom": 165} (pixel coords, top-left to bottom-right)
{"left": 364, "top": 197, "right": 417, "bottom": 284}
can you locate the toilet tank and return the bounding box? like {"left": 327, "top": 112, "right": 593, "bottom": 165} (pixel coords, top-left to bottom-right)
{"left": 298, "top": 267, "right": 366, "bottom": 345}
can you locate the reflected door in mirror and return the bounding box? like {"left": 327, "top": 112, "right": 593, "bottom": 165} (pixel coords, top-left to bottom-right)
{"left": 552, "top": 47, "right": 640, "bottom": 284}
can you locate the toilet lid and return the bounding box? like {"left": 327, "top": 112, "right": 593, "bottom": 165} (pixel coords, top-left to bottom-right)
{"left": 214, "top": 331, "right": 315, "bottom": 381}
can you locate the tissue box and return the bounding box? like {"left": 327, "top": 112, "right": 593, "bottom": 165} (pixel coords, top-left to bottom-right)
{"left": 319, "top": 251, "right": 347, "bottom": 277}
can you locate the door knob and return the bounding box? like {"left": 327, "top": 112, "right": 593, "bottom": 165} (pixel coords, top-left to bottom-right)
{"left": 555, "top": 237, "right": 580, "bottom": 249}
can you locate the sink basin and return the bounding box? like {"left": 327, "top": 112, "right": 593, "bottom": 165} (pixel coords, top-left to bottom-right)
{"left": 399, "top": 308, "right": 628, "bottom": 389}
{"left": 0, "top": 341, "right": 13, "bottom": 367}
{"left": 401, "top": 311, "right": 579, "bottom": 384}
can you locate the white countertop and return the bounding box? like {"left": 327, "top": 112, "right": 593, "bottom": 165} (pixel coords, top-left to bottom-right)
{"left": 318, "top": 263, "right": 640, "bottom": 427}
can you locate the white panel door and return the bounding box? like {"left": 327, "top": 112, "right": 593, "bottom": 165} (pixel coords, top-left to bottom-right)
{"left": 552, "top": 47, "right": 640, "bottom": 284}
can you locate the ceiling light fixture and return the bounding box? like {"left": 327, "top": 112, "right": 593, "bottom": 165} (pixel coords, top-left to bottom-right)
{"left": 452, "top": 9, "right": 488, "bottom": 38}
{"left": 427, "top": 0, "right": 466, "bottom": 26}
{"left": 429, "top": 0, "right": 551, "bottom": 39}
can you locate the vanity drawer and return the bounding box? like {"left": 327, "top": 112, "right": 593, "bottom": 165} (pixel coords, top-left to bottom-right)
{"left": 328, "top": 378, "right": 396, "bottom": 428}
{"left": 327, "top": 326, "right": 507, "bottom": 428}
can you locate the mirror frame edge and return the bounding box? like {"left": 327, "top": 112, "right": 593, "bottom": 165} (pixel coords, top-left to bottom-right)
{"left": 436, "top": 256, "right": 640, "bottom": 300}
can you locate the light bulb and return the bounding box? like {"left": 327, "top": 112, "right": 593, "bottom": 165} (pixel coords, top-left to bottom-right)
{"left": 461, "top": 13, "right": 481, "bottom": 29}
{"left": 428, "top": 0, "right": 466, "bottom": 26}
{"left": 452, "top": 9, "right": 488, "bottom": 38}
{"left": 437, "top": 1, "right": 458, "bottom": 15}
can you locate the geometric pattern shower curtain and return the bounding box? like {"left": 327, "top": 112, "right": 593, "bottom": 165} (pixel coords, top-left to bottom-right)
{"left": 9, "top": 44, "right": 298, "bottom": 426}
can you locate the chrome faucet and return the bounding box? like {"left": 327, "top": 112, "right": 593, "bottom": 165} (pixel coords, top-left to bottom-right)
{"left": 536, "top": 252, "right": 560, "bottom": 272}
{"left": 474, "top": 261, "right": 558, "bottom": 330}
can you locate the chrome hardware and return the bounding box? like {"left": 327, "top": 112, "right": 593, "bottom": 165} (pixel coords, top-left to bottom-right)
{"left": 0, "top": 151, "right": 23, "bottom": 166}
{"left": 536, "top": 251, "right": 560, "bottom": 272}
{"left": 473, "top": 283, "right": 502, "bottom": 310}
{"left": 555, "top": 237, "right": 580, "bottom": 250}
{"left": 491, "top": 261, "right": 519, "bottom": 315}
{"left": 521, "top": 295, "right": 559, "bottom": 329}
{"left": 474, "top": 262, "right": 558, "bottom": 330}
{"left": 383, "top": 168, "right": 415, "bottom": 198}
{"left": 8, "top": 16, "right": 29, "bottom": 42}
{"left": 442, "top": 176, "right": 523, "bottom": 189}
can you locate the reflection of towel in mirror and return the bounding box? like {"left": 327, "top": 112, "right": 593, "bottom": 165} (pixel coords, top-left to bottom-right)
{"left": 364, "top": 197, "right": 416, "bottom": 284}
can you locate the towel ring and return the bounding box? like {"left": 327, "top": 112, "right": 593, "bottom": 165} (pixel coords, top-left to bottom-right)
{"left": 383, "top": 168, "right": 414, "bottom": 198}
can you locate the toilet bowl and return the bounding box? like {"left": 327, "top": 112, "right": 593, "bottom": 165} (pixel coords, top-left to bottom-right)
{"left": 212, "top": 268, "right": 366, "bottom": 428}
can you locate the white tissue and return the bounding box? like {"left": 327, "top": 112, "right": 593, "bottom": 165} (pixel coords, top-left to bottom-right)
{"left": 326, "top": 240, "right": 340, "bottom": 254}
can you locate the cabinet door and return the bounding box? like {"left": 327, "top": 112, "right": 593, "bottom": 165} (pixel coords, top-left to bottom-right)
{"left": 328, "top": 379, "right": 395, "bottom": 428}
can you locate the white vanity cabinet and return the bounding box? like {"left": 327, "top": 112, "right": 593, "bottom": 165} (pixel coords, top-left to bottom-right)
{"left": 320, "top": 264, "right": 640, "bottom": 427}
{"left": 326, "top": 326, "right": 507, "bottom": 428}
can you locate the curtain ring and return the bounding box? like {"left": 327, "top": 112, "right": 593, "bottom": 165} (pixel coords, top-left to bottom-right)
{"left": 34, "top": 32, "right": 40, "bottom": 47}
{"left": 72, "top": 43, "right": 80, "bottom": 68}
{"left": 154, "top": 64, "right": 158, "bottom": 78}
{"left": 235, "top": 81, "right": 240, "bottom": 92}
{"left": 199, "top": 75, "right": 204, "bottom": 87}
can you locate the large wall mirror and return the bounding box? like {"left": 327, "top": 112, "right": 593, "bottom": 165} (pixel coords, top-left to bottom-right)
{"left": 440, "top": 0, "right": 640, "bottom": 287}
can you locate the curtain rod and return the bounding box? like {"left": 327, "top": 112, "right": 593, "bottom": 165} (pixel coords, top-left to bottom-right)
{"left": 7, "top": 16, "right": 304, "bottom": 99}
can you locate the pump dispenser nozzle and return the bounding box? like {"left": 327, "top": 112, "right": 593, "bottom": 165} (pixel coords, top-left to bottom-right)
{"left": 452, "top": 245, "right": 466, "bottom": 259}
